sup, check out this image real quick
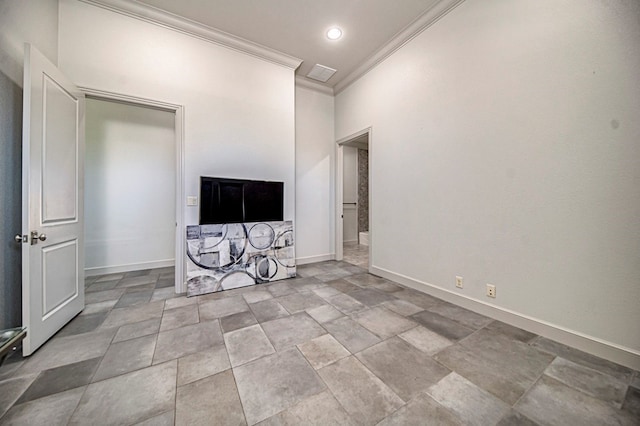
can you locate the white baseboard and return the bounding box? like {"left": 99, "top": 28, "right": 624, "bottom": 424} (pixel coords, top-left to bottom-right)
{"left": 296, "top": 253, "right": 335, "bottom": 265}
{"left": 85, "top": 259, "right": 175, "bottom": 277}
{"left": 370, "top": 265, "right": 640, "bottom": 371}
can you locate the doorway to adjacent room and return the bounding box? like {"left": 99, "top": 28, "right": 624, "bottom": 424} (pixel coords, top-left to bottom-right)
{"left": 84, "top": 98, "right": 176, "bottom": 277}
{"left": 336, "top": 128, "right": 371, "bottom": 269}
{"left": 81, "top": 89, "right": 185, "bottom": 293}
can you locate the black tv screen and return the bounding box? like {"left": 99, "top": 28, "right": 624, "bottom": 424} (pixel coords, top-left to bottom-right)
{"left": 200, "top": 177, "right": 284, "bottom": 225}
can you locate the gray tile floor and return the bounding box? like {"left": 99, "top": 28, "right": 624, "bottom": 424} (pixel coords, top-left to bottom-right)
{"left": 1, "top": 262, "right": 639, "bottom": 425}
{"left": 344, "top": 242, "right": 369, "bottom": 268}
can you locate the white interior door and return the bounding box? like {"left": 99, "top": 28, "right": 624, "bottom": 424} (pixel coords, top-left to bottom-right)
{"left": 21, "top": 44, "right": 85, "bottom": 356}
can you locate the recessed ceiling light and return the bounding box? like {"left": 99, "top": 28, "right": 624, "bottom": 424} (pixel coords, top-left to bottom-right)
{"left": 327, "top": 27, "right": 342, "bottom": 40}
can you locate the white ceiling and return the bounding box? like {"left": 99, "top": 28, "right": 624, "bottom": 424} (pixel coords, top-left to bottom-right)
{"left": 133, "top": 0, "right": 444, "bottom": 89}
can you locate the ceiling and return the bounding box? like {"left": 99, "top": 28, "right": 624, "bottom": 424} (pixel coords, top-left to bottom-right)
{"left": 133, "top": 0, "right": 445, "bottom": 90}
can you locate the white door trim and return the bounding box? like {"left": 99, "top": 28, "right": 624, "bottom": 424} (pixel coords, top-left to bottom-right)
{"left": 335, "top": 127, "right": 372, "bottom": 271}
{"left": 79, "top": 86, "right": 187, "bottom": 294}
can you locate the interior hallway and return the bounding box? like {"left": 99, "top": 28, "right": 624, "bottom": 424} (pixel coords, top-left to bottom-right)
{"left": 0, "top": 263, "right": 638, "bottom": 425}
{"left": 343, "top": 242, "right": 369, "bottom": 269}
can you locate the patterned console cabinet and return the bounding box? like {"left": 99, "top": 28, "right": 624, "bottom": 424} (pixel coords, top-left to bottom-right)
{"left": 186, "top": 221, "right": 295, "bottom": 297}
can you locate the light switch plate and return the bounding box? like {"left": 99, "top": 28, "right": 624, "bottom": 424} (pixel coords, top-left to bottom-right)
{"left": 187, "top": 196, "right": 198, "bottom": 206}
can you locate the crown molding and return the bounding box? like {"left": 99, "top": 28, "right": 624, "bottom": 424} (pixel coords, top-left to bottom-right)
{"left": 333, "top": 0, "right": 465, "bottom": 95}
{"left": 79, "top": 0, "right": 303, "bottom": 70}
{"left": 295, "top": 76, "right": 334, "bottom": 96}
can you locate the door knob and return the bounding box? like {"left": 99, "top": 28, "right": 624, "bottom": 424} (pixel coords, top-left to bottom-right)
{"left": 15, "top": 234, "right": 28, "bottom": 244}
{"left": 29, "top": 231, "right": 47, "bottom": 245}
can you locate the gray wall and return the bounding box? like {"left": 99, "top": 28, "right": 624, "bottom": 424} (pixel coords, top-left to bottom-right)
{"left": 0, "top": 0, "right": 60, "bottom": 330}
{"left": 0, "top": 70, "right": 23, "bottom": 329}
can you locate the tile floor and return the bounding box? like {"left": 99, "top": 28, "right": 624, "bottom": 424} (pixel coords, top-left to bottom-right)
{"left": 343, "top": 242, "right": 369, "bottom": 268}
{"left": 0, "top": 262, "right": 638, "bottom": 425}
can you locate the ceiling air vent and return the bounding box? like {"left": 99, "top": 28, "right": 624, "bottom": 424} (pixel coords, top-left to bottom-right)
{"left": 306, "top": 64, "right": 337, "bottom": 83}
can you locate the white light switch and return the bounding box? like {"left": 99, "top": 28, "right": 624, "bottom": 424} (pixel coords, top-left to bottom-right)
{"left": 187, "top": 196, "right": 198, "bottom": 206}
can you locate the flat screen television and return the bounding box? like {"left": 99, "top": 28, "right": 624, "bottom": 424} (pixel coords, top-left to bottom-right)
{"left": 200, "top": 177, "right": 284, "bottom": 225}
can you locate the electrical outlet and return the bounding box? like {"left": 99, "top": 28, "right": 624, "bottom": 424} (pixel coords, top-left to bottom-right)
{"left": 455, "top": 276, "right": 464, "bottom": 289}
{"left": 486, "top": 284, "right": 496, "bottom": 298}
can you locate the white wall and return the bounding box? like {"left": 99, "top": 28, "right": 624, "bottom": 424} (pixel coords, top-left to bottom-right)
{"left": 58, "top": 0, "right": 296, "bottom": 232}
{"left": 0, "top": 0, "right": 59, "bottom": 329}
{"left": 343, "top": 146, "right": 358, "bottom": 203}
{"left": 85, "top": 99, "right": 176, "bottom": 274}
{"left": 294, "top": 85, "right": 335, "bottom": 263}
{"left": 343, "top": 146, "right": 358, "bottom": 243}
{"left": 336, "top": 0, "right": 640, "bottom": 365}
{"left": 0, "top": 0, "right": 58, "bottom": 84}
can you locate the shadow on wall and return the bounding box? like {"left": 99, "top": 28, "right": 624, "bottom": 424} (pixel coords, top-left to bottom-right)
{"left": 0, "top": 70, "right": 23, "bottom": 330}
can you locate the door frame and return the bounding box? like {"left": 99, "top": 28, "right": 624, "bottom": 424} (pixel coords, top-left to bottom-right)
{"left": 335, "top": 127, "right": 372, "bottom": 270}
{"left": 79, "top": 87, "right": 186, "bottom": 293}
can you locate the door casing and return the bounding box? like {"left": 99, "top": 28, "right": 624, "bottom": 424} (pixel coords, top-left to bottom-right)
{"left": 335, "top": 127, "right": 372, "bottom": 269}
{"left": 80, "top": 87, "right": 186, "bottom": 294}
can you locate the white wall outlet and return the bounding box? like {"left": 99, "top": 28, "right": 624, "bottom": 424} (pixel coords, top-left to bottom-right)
{"left": 486, "top": 284, "right": 496, "bottom": 298}
{"left": 187, "top": 196, "right": 198, "bottom": 206}
{"left": 455, "top": 276, "right": 464, "bottom": 288}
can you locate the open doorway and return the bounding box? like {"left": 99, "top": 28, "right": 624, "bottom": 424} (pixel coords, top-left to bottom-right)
{"left": 82, "top": 91, "right": 185, "bottom": 292}
{"left": 336, "top": 128, "right": 371, "bottom": 269}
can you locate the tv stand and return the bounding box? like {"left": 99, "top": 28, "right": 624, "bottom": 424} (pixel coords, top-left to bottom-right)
{"left": 185, "top": 220, "right": 295, "bottom": 297}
